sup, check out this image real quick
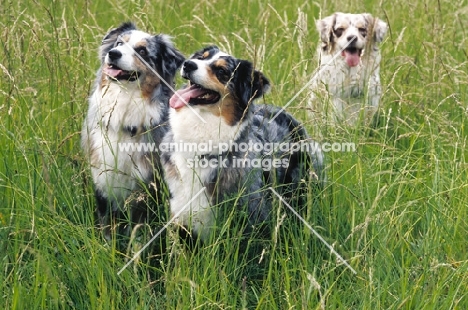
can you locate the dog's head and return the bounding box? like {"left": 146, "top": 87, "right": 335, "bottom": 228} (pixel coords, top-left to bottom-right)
{"left": 98, "top": 22, "right": 185, "bottom": 89}
{"left": 169, "top": 46, "right": 270, "bottom": 126}
{"left": 316, "top": 12, "right": 387, "bottom": 67}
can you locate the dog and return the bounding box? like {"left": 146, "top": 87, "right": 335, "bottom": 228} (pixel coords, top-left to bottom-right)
{"left": 81, "top": 22, "right": 185, "bottom": 239}
{"left": 161, "top": 46, "right": 324, "bottom": 242}
{"left": 309, "top": 12, "right": 388, "bottom": 126}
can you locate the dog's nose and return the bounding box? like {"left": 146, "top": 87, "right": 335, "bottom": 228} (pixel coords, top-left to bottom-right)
{"left": 347, "top": 35, "right": 357, "bottom": 43}
{"left": 183, "top": 60, "right": 198, "bottom": 74}
{"left": 108, "top": 49, "right": 122, "bottom": 61}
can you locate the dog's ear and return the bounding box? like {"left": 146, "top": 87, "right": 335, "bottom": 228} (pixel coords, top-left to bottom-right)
{"left": 251, "top": 69, "right": 271, "bottom": 99}
{"left": 363, "top": 14, "right": 388, "bottom": 43}
{"left": 373, "top": 19, "right": 388, "bottom": 43}
{"left": 235, "top": 60, "right": 270, "bottom": 107}
{"left": 316, "top": 14, "right": 336, "bottom": 44}
{"left": 153, "top": 35, "right": 185, "bottom": 82}
{"left": 99, "top": 22, "right": 136, "bottom": 63}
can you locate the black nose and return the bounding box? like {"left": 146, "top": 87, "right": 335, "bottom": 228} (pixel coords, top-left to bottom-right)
{"left": 183, "top": 60, "right": 198, "bottom": 74}
{"left": 108, "top": 49, "right": 122, "bottom": 61}
{"left": 347, "top": 35, "right": 357, "bottom": 43}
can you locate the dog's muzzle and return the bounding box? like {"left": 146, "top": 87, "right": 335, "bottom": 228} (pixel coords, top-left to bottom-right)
{"left": 181, "top": 60, "right": 198, "bottom": 79}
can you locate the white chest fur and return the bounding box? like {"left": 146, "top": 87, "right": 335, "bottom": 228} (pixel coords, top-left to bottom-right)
{"left": 309, "top": 50, "right": 382, "bottom": 125}
{"left": 318, "top": 52, "right": 381, "bottom": 99}
{"left": 167, "top": 152, "right": 213, "bottom": 240}
{"left": 84, "top": 82, "right": 159, "bottom": 205}
{"left": 165, "top": 107, "right": 246, "bottom": 240}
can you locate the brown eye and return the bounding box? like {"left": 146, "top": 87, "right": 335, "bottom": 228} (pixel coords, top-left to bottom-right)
{"left": 137, "top": 47, "right": 147, "bottom": 56}
{"left": 334, "top": 27, "right": 345, "bottom": 37}
{"left": 359, "top": 28, "right": 367, "bottom": 37}
{"left": 215, "top": 67, "right": 231, "bottom": 83}
{"left": 217, "top": 68, "right": 228, "bottom": 79}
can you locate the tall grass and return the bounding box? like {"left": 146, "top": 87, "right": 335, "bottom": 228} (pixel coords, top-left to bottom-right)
{"left": 1, "top": 0, "right": 467, "bottom": 308}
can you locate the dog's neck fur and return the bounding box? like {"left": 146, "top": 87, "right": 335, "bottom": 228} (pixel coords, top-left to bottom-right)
{"left": 93, "top": 80, "right": 168, "bottom": 135}
{"left": 168, "top": 105, "right": 249, "bottom": 157}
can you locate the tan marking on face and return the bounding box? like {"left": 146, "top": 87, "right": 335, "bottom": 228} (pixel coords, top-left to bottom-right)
{"left": 335, "top": 21, "right": 349, "bottom": 31}
{"left": 130, "top": 45, "right": 162, "bottom": 99}
{"left": 190, "top": 57, "right": 243, "bottom": 126}
{"left": 213, "top": 59, "right": 228, "bottom": 70}
{"left": 135, "top": 41, "right": 147, "bottom": 48}
{"left": 205, "top": 66, "right": 227, "bottom": 93}
{"left": 356, "top": 21, "right": 366, "bottom": 29}
{"left": 202, "top": 50, "right": 210, "bottom": 59}
{"left": 121, "top": 34, "right": 131, "bottom": 43}
{"left": 140, "top": 72, "right": 161, "bottom": 99}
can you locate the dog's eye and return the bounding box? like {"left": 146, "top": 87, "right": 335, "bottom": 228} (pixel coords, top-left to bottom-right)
{"left": 359, "top": 28, "right": 367, "bottom": 37}
{"left": 217, "top": 68, "right": 231, "bottom": 78}
{"left": 116, "top": 41, "right": 123, "bottom": 47}
{"left": 215, "top": 67, "right": 231, "bottom": 82}
{"left": 137, "top": 48, "right": 147, "bottom": 57}
{"left": 334, "top": 27, "right": 345, "bottom": 37}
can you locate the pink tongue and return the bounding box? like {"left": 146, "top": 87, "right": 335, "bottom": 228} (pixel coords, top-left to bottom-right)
{"left": 342, "top": 50, "right": 360, "bottom": 67}
{"left": 169, "top": 85, "right": 207, "bottom": 110}
{"left": 103, "top": 67, "right": 122, "bottom": 78}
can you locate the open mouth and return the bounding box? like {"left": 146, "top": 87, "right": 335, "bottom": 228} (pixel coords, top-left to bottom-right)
{"left": 341, "top": 47, "right": 363, "bottom": 67}
{"left": 103, "top": 64, "right": 139, "bottom": 82}
{"left": 169, "top": 82, "right": 221, "bottom": 110}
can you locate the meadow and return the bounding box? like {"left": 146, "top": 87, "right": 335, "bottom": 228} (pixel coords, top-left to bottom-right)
{"left": 1, "top": 0, "right": 467, "bottom": 308}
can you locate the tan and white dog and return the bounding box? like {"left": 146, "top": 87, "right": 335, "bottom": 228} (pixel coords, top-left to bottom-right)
{"left": 309, "top": 12, "right": 388, "bottom": 126}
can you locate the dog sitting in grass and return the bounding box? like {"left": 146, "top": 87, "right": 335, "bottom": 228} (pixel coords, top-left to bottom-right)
{"left": 309, "top": 12, "right": 388, "bottom": 126}
{"left": 81, "top": 22, "right": 184, "bottom": 240}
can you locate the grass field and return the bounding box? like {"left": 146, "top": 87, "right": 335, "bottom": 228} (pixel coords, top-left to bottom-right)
{"left": 1, "top": 0, "right": 468, "bottom": 308}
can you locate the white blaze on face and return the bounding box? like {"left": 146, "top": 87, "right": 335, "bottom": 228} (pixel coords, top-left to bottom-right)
{"left": 181, "top": 51, "right": 230, "bottom": 81}
{"left": 104, "top": 30, "right": 151, "bottom": 71}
